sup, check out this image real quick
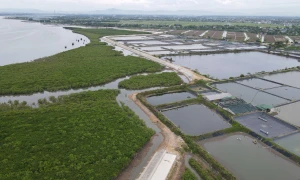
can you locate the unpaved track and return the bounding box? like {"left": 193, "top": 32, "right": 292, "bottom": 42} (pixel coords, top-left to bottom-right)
{"left": 129, "top": 93, "right": 185, "bottom": 180}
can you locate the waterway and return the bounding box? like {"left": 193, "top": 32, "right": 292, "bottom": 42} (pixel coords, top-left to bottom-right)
{"left": 200, "top": 133, "right": 300, "bottom": 180}
{"left": 0, "top": 17, "right": 89, "bottom": 66}
{"left": 163, "top": 52, "right": 300, "bottom": 79}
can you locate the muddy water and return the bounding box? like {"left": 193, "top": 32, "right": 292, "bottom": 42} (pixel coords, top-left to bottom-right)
{"left": 276, "top": 101, "right": 300, "bottom": 127}
{"left": 162, "top": 104, "right": 231, "bottom": 136}
{"left": 163, "top": 52, "right": 300, "bottom": 79}
{"left": 213, "top": 82, "right": 289, "bottom": 106}
{"left": 275, "top": 133, "right": 300, "bottom": 157}
{"left": 201, "top": 133, "right": 300, "bottom": 180}
{"left": 147, "top": 92, "right": 196, "bottom": 106}
{"left": 0, "top": 75, "right": 164, "bottom": 180}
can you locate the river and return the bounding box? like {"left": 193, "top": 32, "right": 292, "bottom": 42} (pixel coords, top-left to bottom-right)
{"left": 0, "top": 16, "right": 89, "bottom": 66}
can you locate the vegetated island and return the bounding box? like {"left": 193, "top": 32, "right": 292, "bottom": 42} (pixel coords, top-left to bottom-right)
{"left": 118, "top": 72, "right": 183, "bottom": 90}
{"left": 0, "top": 28, "right": 162, "bottom": 96}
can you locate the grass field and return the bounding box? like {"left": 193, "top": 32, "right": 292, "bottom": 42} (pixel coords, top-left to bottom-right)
{"left": 0, "top": 28, "right": 161, "bottom": 95}
{"left": 0, "top": 90, "right": 154, "bottom": 179}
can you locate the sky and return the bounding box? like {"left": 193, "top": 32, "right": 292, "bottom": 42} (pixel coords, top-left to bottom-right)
{"left": 1, "top": 0, "right": 300, "bottom": 16}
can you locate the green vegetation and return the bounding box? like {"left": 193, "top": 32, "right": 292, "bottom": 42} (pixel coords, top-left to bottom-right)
{"left": 0, "top": 28, "right": 161, "bottom": 95}
{"left": 0, "top": 100, "right": 31, "bottom": 112}
{"left": 0, "top": 90, "right": 154, "bottom": 179}
{"left": 189, "top": 158, "right": 217, "bottom": 180}
{"left": 118, "top": 72, "right": 183, "bottom": 90}
{"left": 182, "top": 168, "right": 197, "bottom": 180}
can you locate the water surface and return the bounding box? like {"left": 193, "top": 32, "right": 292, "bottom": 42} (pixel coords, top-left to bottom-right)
{"left": 237, "top": 78, "right": 282, "bottom": 89}
{"left": 163, "top": 52, "right": 300, "bottom": 79}
{"left": 276, "top": 101, "right": 300, "bottom": 127}
{"left": 213, "top": 82, "right": 289, "bottom": 106}
{"left": 265, "top": 86, "right": 300, "bottom": 101}
{"left": 201, "top": 134, "right": 300, "bottom": 180}
{"left": 262, "top": 71, "right": 300, "bottom": 88}
{"left": 275, "top": 133, "right": 300, "bottom": 157}
{"left": 0, "top": 17, "right": 89, "bottom": 66}
{"left": 147, "top": 92, "right": 196, "bottom": 106}
{"left": 162, "top": 104, "right": 231, "bottom": 135}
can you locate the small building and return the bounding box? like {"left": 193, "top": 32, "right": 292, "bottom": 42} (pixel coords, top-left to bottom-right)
{"left": 256, "top": 104, "right": 273, "bottom": 112}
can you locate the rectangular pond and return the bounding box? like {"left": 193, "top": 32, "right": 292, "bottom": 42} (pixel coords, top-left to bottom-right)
{"left": 262, "top": 71, "right": 300, "bottom": 88}
{"left": 146, "top": 92, "right": 196, "bottom": 106}
{"left": 162, "top": 104, "right": 231, "bottom": 136}
{"left": 265, "top": 86, "right": 300, "bottom": 101}
{"left": 163, "top": 52, "right": 300, "bottom": 79}
{"left": 213, "top": 82, "right": 289, "bottom": 106}
{"left": 275, "top": 101, "right": 300, "bottom": 127}
{"left": 235, "top": 112, "right": 297, "bottom": 138}
{"left": 200, "top": 133, "right": 300, "bottom": 180}
{"left": 236, "top": 78, "right": 282, "bottom": 90}
{"left": 275, "top": 133, "right": 300, "bottom": 157}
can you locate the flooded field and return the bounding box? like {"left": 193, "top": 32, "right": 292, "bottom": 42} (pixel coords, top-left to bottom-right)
{"left": 163, "top": 52, "right": 300, "bottom": 79}
{"left": 235, "top": 112, "right": 297, "bottom": 138}
{"left": 275, "top": 101, "right": 300, "bottom": 127}
{"left": 213, "top": 82, "right": 289, "bottom": 106}
{"left": 0, "top": 17, "right": 89, "bottom": 66}
{"left": 162, "top": 104, "right": 231, "bottom": 136}
{"left": 237, "top": 78, "right": 282, "bottom": 89}
{"left": 275, "top": 133, "right": 300, "bottom": 157}
{"left": 200, "top": 133, "right": 300, "bottom": 180}
{"left": 146, "top": 92, "right": 196, "bottom": 106}
{"left": 262, "top": 71, "right": 300, "bottom": 88}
